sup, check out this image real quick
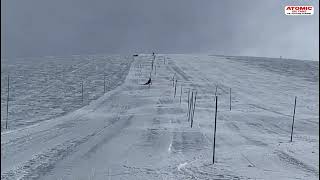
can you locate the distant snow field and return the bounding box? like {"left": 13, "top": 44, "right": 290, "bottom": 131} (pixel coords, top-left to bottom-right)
{"left": 1, "top": 54, "right": 318, "bottom": 179}
{"left": 1, "top": 55, "right": 133, "bottom": 130}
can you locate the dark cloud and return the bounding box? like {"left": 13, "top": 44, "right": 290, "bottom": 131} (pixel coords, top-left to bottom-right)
{"left": 1, "top": 0, "right": 319, "bottom": 60}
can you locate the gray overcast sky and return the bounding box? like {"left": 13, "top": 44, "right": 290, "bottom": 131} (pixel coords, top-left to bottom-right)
{"left": 1, "top": 0, "right": 319, "bottom": 60}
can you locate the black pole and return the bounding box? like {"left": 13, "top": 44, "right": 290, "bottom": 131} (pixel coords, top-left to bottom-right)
{"left": 188, "top": 92, "right": 194, "bottom": 122}
{"left": 215, "top": 86, "right": 218, "bottom": 96}
{"left": 151, "top": 54, "right": 155, "bottom": 71}
{"left": 104, "top": 75, "right": 106, "bottom": 93}
{"left": 290, "top": 96, "right": 297, "bottom": 142}
{"left": 172, "top": 75, "right": 175, "bottom": 87}
{"left": 148, "top": 73, "right": 152, "bottom": 88}
{"left": 187, "top": 89, "right": 190, "bottom": 105}
{"left": 191, "top": 91, "right": 197, "bottom": 128}
{"left": 187, "top": 89, "right": 190, "bottom": 117}
{"left": 213, "top": 95, "right": 218, "bottom": 164}
{"left": 81, "top": 81, "right": 84, "bottom": 104}
{"left": 6, "top": 75, "right": 9, "bottom": 129}
{"left": 229, "top": 88, "right": 232, "bottom": 111}
{"left": 174, "top": 80, "right": 177, "bottom": 98}
{"left": 179, "top": 85, "right": 182, "bottom": 104}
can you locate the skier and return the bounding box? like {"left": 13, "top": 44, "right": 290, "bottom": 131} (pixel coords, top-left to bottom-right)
{"left": 143, "top": 77, "right": 152, "bottom": 85}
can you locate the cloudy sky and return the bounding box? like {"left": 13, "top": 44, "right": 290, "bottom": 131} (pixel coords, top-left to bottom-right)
{"left": 1, "top": 0, "right": 319, "bottom": 60}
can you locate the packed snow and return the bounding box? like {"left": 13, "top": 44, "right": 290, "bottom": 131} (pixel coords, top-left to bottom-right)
{"left": 1, "top": 54, "right": 318, "bottom": 179}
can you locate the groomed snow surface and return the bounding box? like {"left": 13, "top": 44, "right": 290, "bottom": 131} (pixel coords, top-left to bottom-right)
{"left": 1, "top": 54, "right": 319, "bottom": 179}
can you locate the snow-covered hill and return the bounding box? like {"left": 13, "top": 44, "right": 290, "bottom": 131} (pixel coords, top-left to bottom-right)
{"left": 1, "top": 55, "right": 132, "bottom": 130}
{"left": 1, "top": 54, "right": 318, "bottom": 179}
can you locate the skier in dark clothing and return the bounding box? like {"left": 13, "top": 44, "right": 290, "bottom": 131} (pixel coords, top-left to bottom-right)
{"left": 143, "top": 77, "right": 152, "bottom": 85}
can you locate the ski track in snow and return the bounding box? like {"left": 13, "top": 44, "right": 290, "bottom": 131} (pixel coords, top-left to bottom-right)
{"left": 1, "top": 54, "right": 319, "bottom": 179}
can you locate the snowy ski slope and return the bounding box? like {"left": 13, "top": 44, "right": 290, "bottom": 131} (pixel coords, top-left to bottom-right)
{"left": 1, "top": 54, "right": 318, "bottom": 179}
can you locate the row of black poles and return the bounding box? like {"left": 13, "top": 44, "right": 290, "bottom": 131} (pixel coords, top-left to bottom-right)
{"left": 2, "top": 55, "right": 299, "bottom": 149}
{"left": 4, "top": 74, "right": 112, "bottom": 129}
{"left": 164, "top": 58, "right": 299, "bottom": 165}
{"left": 212, "top": 95, "right": 298, "bottom": 164}
{"left": 83, "top": 75, "right": 109, "bottom": 105}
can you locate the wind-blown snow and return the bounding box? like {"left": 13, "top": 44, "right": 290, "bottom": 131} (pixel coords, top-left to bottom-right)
{"left": 1, "top": 55, "right": 132, "bottom": 130}
{"left": 1, "top": 54, "right": 318, "bottom": 179}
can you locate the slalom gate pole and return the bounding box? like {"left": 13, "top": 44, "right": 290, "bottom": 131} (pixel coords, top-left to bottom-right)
{"left": 213, "top": 96, "right": 218, "bottom": 164}
{"left": 290, "top": 96, "right": 297, "bottom": 142}
{"left": 191, "top": 91, "right": 197, "bottom": 128}
{"left": 6, "top": 75, "right": 9, "bottom": 129}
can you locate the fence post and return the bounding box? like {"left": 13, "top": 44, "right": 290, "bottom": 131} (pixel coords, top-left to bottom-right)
{"left": 6, "top": 75, "right": 9, "bottom": 129}
{"left": 290, "top": 96, "right": 297, "bottom": 142}
{"left": 229, "top": 88, "right": 232, "bottom": 111}
{"left": 213, "top": 96, "right": 218, "bottom": 164}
